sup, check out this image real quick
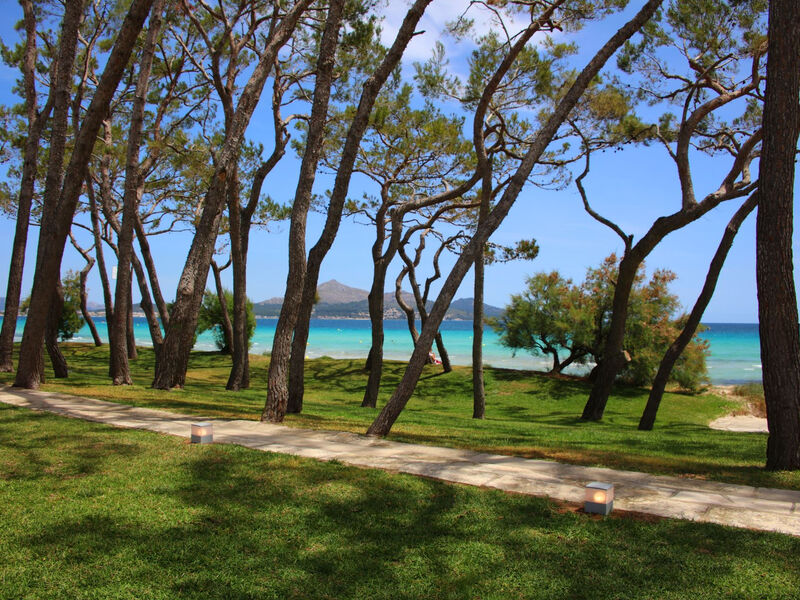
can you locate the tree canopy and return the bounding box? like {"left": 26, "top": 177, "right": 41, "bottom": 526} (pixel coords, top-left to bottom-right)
{"left": 492, "top": 255, "right": 709, "bottom": 390}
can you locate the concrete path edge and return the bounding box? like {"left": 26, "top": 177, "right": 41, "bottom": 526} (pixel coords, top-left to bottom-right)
{"left": 1, "top": 386, "right": 799, "bottom": 537}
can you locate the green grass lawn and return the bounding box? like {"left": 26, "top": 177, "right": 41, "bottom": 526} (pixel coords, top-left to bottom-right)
{"left": 1, "top": 404, "right": 799, "bottom": 600}
{"left": 1, "top": 343, "right": 796, "bottom": 491}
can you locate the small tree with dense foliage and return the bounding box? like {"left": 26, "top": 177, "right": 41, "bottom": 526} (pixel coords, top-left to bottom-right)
{"left": 21, "top": 272, "right": 84, "bottom": 343}
{"left": 196, "top": 289, "right": 255, "bottom": 354}
{"left": 491, "top": 272, "right": 589, "bottom": 374}
{"left": 57, "top": 272, "right": 85, "bottom": 342}
{"left": 492, "top": 255, "right": 709, "bottom": 390}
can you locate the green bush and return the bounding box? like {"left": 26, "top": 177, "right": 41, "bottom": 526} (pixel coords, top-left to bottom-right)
{"left": 492, "top": 255, "right": 709, "bottom": 390}
{"left": 196, "top": 289, "right": 256, "bottom": 353}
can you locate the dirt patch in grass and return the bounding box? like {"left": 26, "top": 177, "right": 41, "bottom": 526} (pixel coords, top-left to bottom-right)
{"left": 712, "top": 384, "right": 766, "bottom": 418}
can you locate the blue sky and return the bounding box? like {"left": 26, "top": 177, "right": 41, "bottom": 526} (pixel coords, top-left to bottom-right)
{"left": 0, "top": 1, "right": 796, "bottom": 324}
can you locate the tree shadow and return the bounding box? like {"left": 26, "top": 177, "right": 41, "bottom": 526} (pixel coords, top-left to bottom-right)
{"left": 15, "top": 437, "right": 800, "bottom": 599}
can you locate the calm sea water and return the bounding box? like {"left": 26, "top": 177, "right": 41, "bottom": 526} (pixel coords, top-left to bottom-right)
{"left": 3, "top": 317, "right": 763, "bottom": 384}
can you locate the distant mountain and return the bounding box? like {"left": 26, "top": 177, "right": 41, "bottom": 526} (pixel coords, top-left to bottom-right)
{"left": 253, "top": 280, "right": 502, "bottom": 320}
{"left": 317, "top": 279, "right": 368, "bottom": 304}
{"left": 446, "top": 297, "right": 504, "bottom": 320}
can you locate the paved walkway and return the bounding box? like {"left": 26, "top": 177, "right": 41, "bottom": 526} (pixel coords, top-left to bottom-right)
{"left": 2, "top": 386, "right": 799, "bottom": 537}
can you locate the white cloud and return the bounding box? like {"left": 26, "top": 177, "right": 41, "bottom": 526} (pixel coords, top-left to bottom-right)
{"left": 375, "top": 1, "right": 538, "bottom": 70}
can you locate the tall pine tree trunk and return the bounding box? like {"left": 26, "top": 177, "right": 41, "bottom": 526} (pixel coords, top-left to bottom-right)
{"left": 13, "top": 0, "right": 84, "bottom": 388}
{"left": 640, "top": 194, "right": 757, "bottom": 430}
{"left": 273, "top": 0, "right": 432, "bottom": 421}
{"left": 263, "top": 0, "right": 345, "bottom": 420}
{"left": 153, "top": 0, "right": 310, "bottom": 390}
{"left": 580, "top": 254, "right": 640, "bottom": 420}
{"left": 756, "top": 0, "right": 800, "bottom": 471}
{"left": 109, "top": 0, "right": 163, "bottom": 385}
{"left": 366, "top": 0, "right": 663, "bottom": 436}
{"left": 362, "top": 264, "right": 387, "bottom": 408}
{"left": 472, "top": 253, "right": 486, "bottom": 419}
{"left": 227, "top": 171, "right": 252, "bottom": 390}
{"left": 45, "top": 281, "right": 68, "bottom": 378}
{"left": 15, "top": 0, "right": 155, "bottom": 389}
{"left": 0, "top": 0, "right": 52, "bottom": 372}
{"left": 211, "top": 258, "right": 234, "bottom": 354}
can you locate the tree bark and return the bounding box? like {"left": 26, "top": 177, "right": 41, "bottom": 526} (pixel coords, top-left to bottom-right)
{"left": 134, "top": 212, "right": 169, "bottom": 328}
{"left": 89, "top": 163, "right": 117, "bottom": 375}
{"left": 580, "top": 253, "right": 640, "bottom": 420}
{"left": 396, "top": 268, "right": 421, "bottom": 346}
{"left": 0, "top": 0, "right": 53, "bottom": 372}
{"left": 263, "top": 0, "right": 346, "bottom": 420}
{"left": 15, "top": 0, "right": 155, "bottom": 389}
{"left": 362, "top": 253, "right": 388, "bottom": 408}
{"left": 756, "top": 0, "right": 800, "bottom": 471}
{"left": 131, "top": 248, "right": 163, "bottom": 361}
{"left": 211, "top": 258, "right": 234, "bottom": 354}
{"left": 126, "top": 293, "right": 138, "bottom": 360}
{"left": 77, "top": 254, "right": 102, "bottom": 347}
{"left": 367, "top": 0, "right": 664, "bottom": 437}
{"left": 237, "top": 131, "right": 287, "bottom": 392}
{"left": 226, "top": 178, "right": 250, "bottom": 387}
{"left": 640, "top": 193, "right": 757, "bottom": 430}
{"left": 578, "top": 25, "right": 763, "bottom": 421}
{"left": 153, "top": 0, "right": 311, "bottom": 390}
{"left": 45, "top": 280, "right": 68, "bottom": 378}
{"left": 277, "top": 0, "right": 433, "bottom": 421}
{"left": 472, "top": 254, "right": 486, "bottom": 419}
{"left": 13, "top": 0, "right": 83, "bottom": 387}
{"left": 110, "top": 0, "right": 164, "bottom": 385}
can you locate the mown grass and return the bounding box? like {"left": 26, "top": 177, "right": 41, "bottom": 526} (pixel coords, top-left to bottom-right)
{"left": 1, "top": 404, "right": 799, "bottom": 600}
{"left": 1, "top": 343, "right": 796, "bottom": 491}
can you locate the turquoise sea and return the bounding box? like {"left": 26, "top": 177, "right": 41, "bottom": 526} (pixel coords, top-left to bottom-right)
{"left": 4, "top": 317, "right": 762, "bottom": 384}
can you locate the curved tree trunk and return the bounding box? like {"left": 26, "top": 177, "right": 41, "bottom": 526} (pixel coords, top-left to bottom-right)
{"left": 131, "top": 249, "right": 163, "bottom": 362}
{"left": 13, "top": 0, "right": 84, "bottom": 388}
{"left": 397, "top": 270, "right": 420, "bottom": 345}
{"left": 580, "top": 253, "right": 640, "bottom": 420}
{"left": 89, "top": 167, "right": 116, "bottom": 376}
{"left": 109, "top": 0, "right": 163, "bottom": 385}
{"left": 756, "top": 0, "right": 800, "bottom": 471}
{"left": 270, "top": 0, "right": 432, "bottom": 421}
{"left": 134, "top": 213, "right": 169, "bottom": 328}
{"left": 640, "top": 194, "right": 757, "bottom": 430}
{"left": 227, "top": 172, "right": 251, "bottom": 389}
{"left": 68, "top": 232, "right": 103, "bottom": 347}
{"left": 263, "top": 0, "right": 345, "bottom": 420}
{"left": 434, "top": 332, "right": 451, "bottom": 372}
{"left": 362, "top": 262, "right": 387, "bottom": 408}
{"left": 362, "top": 207, "right": 395, "bottom": 408}
{"left": 154, "top": 0, "right": 310, "bottom": 390}
{"left": 78, "top": 260, "right": 102, "bottom": 347}
{"left": 0, "top": 0, "right": 52, "bottom": 372}
{"left": 366, "top": 0, "right": 663, "bottom": 436}
{"left": 211, "top": 258, "right": 234, "bottom": 354}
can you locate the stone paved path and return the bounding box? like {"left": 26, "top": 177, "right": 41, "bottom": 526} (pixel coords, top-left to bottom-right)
{"left": 2, "top": 386, "right": 799, "bottom": 537}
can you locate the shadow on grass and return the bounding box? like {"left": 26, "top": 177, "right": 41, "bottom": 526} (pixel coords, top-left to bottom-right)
{"left": 14, "top": 435, "right": 800, "bottom": 599}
